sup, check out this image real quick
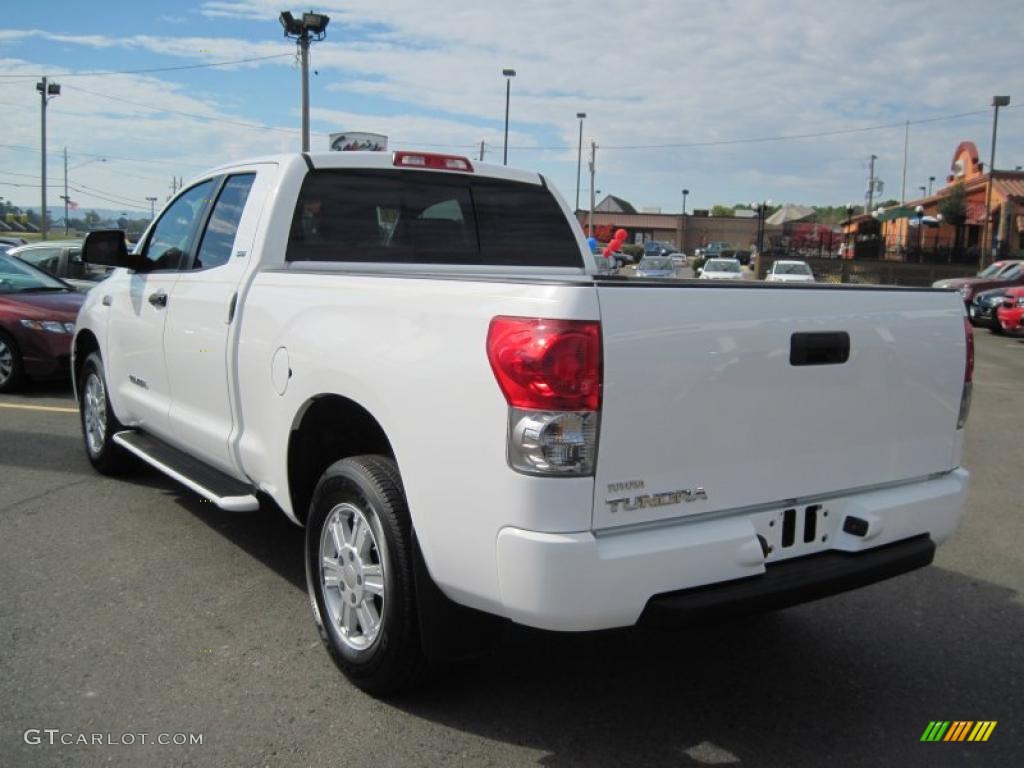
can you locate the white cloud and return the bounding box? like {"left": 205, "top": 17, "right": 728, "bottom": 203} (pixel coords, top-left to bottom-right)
{"left": 3, "top": 0, "right": 1023, "bottom": 211}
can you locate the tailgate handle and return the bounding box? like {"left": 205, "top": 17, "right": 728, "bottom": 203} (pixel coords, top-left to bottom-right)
{"left": 790, "top": 332, "right": 849, "bottom": 366}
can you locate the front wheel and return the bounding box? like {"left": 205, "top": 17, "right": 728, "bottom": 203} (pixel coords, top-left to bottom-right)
{"left": 79, "top": 352, "right": 133, "bottom": 475}
{"left": 306, "top": 455, "right": 425, "bottom": 695}
{"left": 0, "top": 330, "right": 25, "bottom": 393}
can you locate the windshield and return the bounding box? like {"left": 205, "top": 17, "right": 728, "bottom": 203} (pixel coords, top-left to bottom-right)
{"left": 979, "top": 263, "right": 1006, "bottom": 278}
{"left": 0, "top": 253, "right": 69, "bottom": 294}
{"left": 640, "top": 257, "right": 673, "bottom": 270}
{"left": 1000, "top": 265, "right": 1022, "bottom": 280}
{"left": 705, "top": 259, "right": 740, "bottom": 273}
{"left": 774, "top": 262, "right": 811, "bottom": 275}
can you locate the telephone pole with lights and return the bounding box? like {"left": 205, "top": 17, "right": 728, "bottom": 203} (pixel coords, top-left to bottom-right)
{"left": 279, "top": 10, "right": 330, "bottom": 152}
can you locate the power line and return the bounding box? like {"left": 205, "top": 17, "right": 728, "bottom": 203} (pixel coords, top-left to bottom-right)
{"left": 0, "top": 142, "right": 204, "bottom": 168}
{"left": 0, "top": 52, "right": 293, "bottom": 79}
{"left": 61, "top": 84, "right": 300, "bottom": 135}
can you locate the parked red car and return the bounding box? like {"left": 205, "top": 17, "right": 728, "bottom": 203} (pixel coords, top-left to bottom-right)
{"left": 997, "top": 286, "right": 1024, "bottom": 334}
{"left": 0, "top": 252, "right": 84, "bottom": 392}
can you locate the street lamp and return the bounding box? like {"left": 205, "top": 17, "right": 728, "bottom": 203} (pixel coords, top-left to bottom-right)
{"left": 982, "top": 95, "right": 1010, "bottom": 266}
{"left": 502, "top": 69, "right": 516, "bottom": 166}
{"left": 679, "top": 189, "right": 689, "bottom": 253}
{"left": 919, "top": 185, "right": 926, "bottom": 199}
{"left": 279, "top": 9, "right": 330, "bottom": 152}
{"left": 751, "top": 200, "right": 772, "bottom": 256}
{"left": 574, "top": 112, "right": 586, "bottom": 212}
{"left": 36, "top": 77, "right": 60, "bottom": 240}
{"left": 928, "top": 176, "right": 935, "bottom": 196}
{"left": 845, "top": 202, "right": 856, "bottom": 258}
{"left": 146, "top": 196, "right": 158, "bottom": 221}
{"left": 914, "top": 204, "right": 924, "bottom": 262}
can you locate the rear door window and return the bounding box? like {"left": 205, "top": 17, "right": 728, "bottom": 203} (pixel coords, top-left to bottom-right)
{"left": 194, "top": 174, "right": 256, "bottom": 270}
{"left": 286, "top": 170, "right": 582, "bottom": 268}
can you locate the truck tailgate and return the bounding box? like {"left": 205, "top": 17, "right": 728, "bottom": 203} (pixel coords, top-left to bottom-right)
{"left": 593, "top": 283, "right": 967, "bottom": 530}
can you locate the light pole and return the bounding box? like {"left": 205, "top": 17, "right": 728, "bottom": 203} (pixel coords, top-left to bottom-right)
{"left": 982, "top": 95, "right": 1010, "bottom": 266}
{"left": 914, "top": 205, "right": 924, "bottom": 262}
{"left": 928, "top": 176, "right": 935, "bottom": 196}
{"left": 502, "top": 69, "right": 516, "bottom": 166}
{"left": 146, "top": 196, "right": 158, "bottom": 221}
{"left": 919, "top": 185, "right": 926, "bottom": 199}
{"left": 680, "top": 189, "right": 689, "bottom": 252}
{"left": 574, "top": 112, "right": 586, "bottom": 212}
{"left": 845, "top": 203, "right": 856, "bottom": 258}
{"left": 279, "top": 10, "right": 330, "bottom": 152}
{"left": 62, "top": 151, "right": 106, "bottom": 235}
{"left": 36, "top": 77, "right": 60, "bottom": 240}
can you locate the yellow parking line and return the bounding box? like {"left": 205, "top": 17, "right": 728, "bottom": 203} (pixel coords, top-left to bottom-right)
{"left": 0, "top": 402, "right": 79, "bottom": 414}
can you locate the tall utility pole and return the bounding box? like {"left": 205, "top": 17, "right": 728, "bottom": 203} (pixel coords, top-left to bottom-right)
{"left": 928, "top": 176, "right": 935, "bottom": 196}
{"left": 866, "top": 154, "right": 878, "bottom": 214}
{"left": 587, "top": 141, "right": 597, "bottom": 237}
{"left": 479, "top": 140, "right": 485, "bottom": 161}
{"left": 502, "top": 69, "right": 516, "bottom": 166}
{"left": 146, "top": 196, "right": 158, "bottom": 220}
{"left": 900, "top": 121, "right": 909, "bottom": 204}
{"left": 982, "top": 95, "right": 1011, "bottom": 267}
{"left": 63, "top": 147, "right": 69, "bottom": 236}
{"left": 279, "top": 11, "right": 330, "bottom": 152}
{"left": 37, "top": 77, "right": 60, "bottom": 240}
{"left": 575, "top": 112, "right": 586, "bottom": 213}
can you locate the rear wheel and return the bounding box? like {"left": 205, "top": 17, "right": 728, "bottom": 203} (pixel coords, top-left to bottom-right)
{"left": 79, "top": 352, "right": 133, "bottom": 475}
{"left": 0, "top": 331, "right": 25, "bottom": 393}
{"left": 306, "top": 455, "right": 425, "bottom": 695}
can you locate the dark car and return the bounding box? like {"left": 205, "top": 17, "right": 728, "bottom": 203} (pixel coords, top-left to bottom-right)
{"left": 937, "top": 264, "right": 1024, "bottom": 309}
{"left": 969, "top": 286, "right": 1017, "bottom": 332}
{"left": 643, "top": 240, "right": 672, "bottom": 258}
{"left": 0, "top": 252, "right": 84, "bottom": 392}
{"left": 933, "top": 260, "right": 1024, "bottom": 305}
{"left": 8, "top": 240, "right": 110, "bottom": 292}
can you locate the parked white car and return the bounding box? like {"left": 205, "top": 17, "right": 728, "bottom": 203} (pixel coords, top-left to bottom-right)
{"left": 766, "top": 260, "right": 816, "bottom": 283}
{"left": 698, "top": 257, "right": 744, "bottom": 280}
{"left": 72, "top": 150, "right": 971, "bottom": 694}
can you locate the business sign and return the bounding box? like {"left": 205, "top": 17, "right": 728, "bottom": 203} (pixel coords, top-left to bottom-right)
{"left": 329, "top": 132, "right": 388, "bottom": 152}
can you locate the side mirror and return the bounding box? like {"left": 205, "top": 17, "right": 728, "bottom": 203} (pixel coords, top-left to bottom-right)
{"left": 81, "top": 230, "right": 141, "bottom": 270}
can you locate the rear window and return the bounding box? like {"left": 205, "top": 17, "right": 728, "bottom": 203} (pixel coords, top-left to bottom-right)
{"left": 286, "top": 170, "right": 582, "bottom": 268}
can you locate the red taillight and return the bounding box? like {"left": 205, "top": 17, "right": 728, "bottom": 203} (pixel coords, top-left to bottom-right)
{"left": 393, "top": 151, "right": 474, "bottom": 172}
{"left": 964, "top": 316, "right": 974, "bottom": 383}
{"left": 487, "top": 317, "right": 602, "bottom": 411}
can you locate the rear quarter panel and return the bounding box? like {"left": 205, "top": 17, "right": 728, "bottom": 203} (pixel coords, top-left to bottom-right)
{"left": 236, "top": 270, "right": 600, "bottom": 613}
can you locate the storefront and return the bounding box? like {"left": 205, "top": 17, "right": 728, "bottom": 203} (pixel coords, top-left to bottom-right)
{"left": 844, "top": 141, "right": 1024, "bottom": 263}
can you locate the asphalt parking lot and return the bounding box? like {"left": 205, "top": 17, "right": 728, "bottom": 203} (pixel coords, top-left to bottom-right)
{"left": 1, "top": 332, "right": 1022, "bottom": 767}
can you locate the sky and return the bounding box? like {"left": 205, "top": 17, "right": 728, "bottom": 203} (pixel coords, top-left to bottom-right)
{"left": 1, "top": 0, "right": 1023, "bottom": 215}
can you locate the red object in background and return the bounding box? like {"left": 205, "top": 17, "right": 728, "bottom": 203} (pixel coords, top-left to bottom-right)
{"left": 997, "top": 287, "right": 1024, "bottom": 333}
{"left": 590, "top": 224, "right": 614, "bottom": 242}
{"left": 0, "top": 256, "right": 84, "bottom": 390}
{"left": 614, "top": 228, "right": 627, "bottom": 241}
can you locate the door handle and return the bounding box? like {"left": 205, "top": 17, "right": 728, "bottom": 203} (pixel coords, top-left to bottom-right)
{"left": 148, "top": 291, "right": 168, "bottom": 308}
{"left": 790, "top": 332, "right": 850, "bottom": 366}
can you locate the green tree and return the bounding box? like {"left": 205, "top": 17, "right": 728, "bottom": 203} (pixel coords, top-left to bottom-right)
{"left": 83, "top": 210, "right": 101, "bottom": 229}
{"left": 710, "top": 205, "right": 735, "bottom": 217}
{"left": 938, "top": 182, "right": 967, "bottom": 252}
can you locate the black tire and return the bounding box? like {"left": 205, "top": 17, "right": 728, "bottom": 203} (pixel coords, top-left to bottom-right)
{"left": 990, "top": 324, "right": 1004, "bottom": 335}
{"left": 306, "top": 455, "right": 426, "bottom": 695}
{"left": 0, "top": 330, "right": 25, "bottom": 393}
{"left": 78, "top": 352, "right": 133, "bottom": 475}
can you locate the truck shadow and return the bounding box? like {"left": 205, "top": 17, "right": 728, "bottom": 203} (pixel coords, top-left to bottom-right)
{"left": 162, "top": 488, "right": 1022, "bottom": 766}
{"left": 392, "top": 567, "right": 1022, "bottom": 767}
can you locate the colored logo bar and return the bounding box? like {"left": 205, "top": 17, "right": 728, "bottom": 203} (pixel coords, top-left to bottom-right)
{"left": 921, "top": 721, "right": 997, "bottom": 742}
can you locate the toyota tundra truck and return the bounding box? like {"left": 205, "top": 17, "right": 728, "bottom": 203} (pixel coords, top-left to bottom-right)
{"left": 72, "top": 150, "right": 972, "bottom": 694}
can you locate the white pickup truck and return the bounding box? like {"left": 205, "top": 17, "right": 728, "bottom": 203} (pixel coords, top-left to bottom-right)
{"left": 73, "top": 150, "right": 972, "bottom": 694}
